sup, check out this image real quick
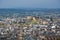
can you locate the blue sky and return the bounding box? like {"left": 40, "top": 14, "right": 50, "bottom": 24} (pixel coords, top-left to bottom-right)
{"left": 0, "top": 0, "right": 60, "bottom": 8}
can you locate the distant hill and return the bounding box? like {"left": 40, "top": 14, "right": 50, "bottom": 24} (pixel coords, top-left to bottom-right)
{"left": 0, "top": 8, "right": 60, "bottom": 17}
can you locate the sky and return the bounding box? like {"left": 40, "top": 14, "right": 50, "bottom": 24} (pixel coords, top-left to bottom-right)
{"left": 0, "top": 0, "right": 60, "bottom": 8}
